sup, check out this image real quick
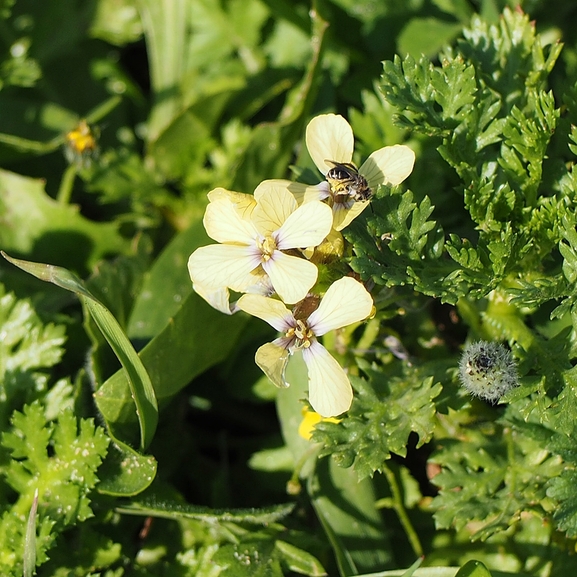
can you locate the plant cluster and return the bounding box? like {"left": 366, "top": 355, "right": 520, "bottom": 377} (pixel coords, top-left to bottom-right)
{"left": 3, "top": 1, "right": 577, "bottom": 576}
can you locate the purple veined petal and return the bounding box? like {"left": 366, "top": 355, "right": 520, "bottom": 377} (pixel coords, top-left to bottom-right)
{"left": 255, "top": 341, "right": 291, "bottom": 389}
{"left": 188, "top": 244, "right": 262, "bottom": 292}
{"left": 207, "top": 188, "right": 257, "bottom": 221}
{"left": 203, "top": 196, "right": 258, "bottom": 244}
{"left": 302, "top": 340, "right": 353, "bottom": 417}
{"left": 255, "top": 179, "right": 330, "bottom": 205}
{"left": 308, "top": 276, "right": 373, "bottom": 335}
{"left": 275, "top": 201, "right": 333, "bottom": 250}
{"left": 359, "top": 144, "right": 415, "bottom": 189}
{"left": 236, "top": 293, "right": 294, "bottom": 332}
{"left": 192, "top": 283, "right": 235, "bottom": 315}
{"left": 262, "top": 251, "right": 319, "bottom": 305}
{"left": 306, "top": 114, "right": 354, "bottom": 175}
{"left": 252, "top": 183, "right": 298, "bottom": 236}
{"left": 331, "top": 200, "right": 371, "bottom": 232}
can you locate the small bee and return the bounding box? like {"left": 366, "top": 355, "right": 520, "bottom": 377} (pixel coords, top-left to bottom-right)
{"left": 325, "top": 160, "right": 372, "bottom": 202}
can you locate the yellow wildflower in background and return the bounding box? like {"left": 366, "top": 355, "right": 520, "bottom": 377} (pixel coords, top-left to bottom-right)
{"left": 298, "top": 409, "right": 340, "bottom": 441}
{"left": 64, "top": 119, "right": 99, "bottom": 169}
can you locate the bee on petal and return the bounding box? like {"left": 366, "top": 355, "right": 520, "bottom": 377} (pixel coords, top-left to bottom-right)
{"left": 326, "top": 160, "right": 372, "bottom": 203}
{"left": 306, "top": 114, "right": 415, "bottom": 230}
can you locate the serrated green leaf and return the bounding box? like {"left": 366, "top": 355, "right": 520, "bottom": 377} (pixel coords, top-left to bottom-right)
{"left": 0, "top": 283, "right": 67, "bottom": 427}
{"left": 2, "top": 252, "right": 158, "bottom": 451}
{"left": 0, "top": 401, "right": 108, "bottom": 576}
{"left": 313, "top": 365, "right": 442, "bottom": 478}
{"left": 431, "top": 424, "right": 562, "bottom": 541}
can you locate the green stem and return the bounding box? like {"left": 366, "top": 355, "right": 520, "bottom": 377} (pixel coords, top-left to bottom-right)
{"left": 381, "top": 462, "right": 424, "bottom": 557}
{"left": 57, "top": 164, "right": 78, "bottom": 205}
{"left": 287, "top": 444, "right": 321, "bottom": 495}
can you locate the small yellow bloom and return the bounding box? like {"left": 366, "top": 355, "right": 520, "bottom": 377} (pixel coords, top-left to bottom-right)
{"left": 188, "top": 183, "right": 333, "bottom": 305}
{"left": 298, "top": 409, "right": 340, "bottom": 440}
{"left": 64, "top": 119, "right": 99, "bottom": 168}
{"left": 237, "top": 276, "right": 373, "bottom": 417}
{"left": 305, "top": 113, "right": 415, "bottom": 230}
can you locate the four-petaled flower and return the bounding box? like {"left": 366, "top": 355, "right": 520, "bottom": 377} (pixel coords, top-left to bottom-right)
{"left": 236, "top": 276, "right": 374, "bottom": 417}
{"left": 188, "top": 113, "right": 416, "bottom": 417}
{"left": 305, "top": 113, "right": 415, "bottom": 230}
{"left": 188, "top": 184, "right": 333, "bottom": 305}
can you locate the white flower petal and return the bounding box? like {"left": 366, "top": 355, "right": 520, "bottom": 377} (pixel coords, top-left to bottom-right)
{"left": 252, "top": 185, "right": 297, "bottom": 236}
{"left": 242, "top": 272, "right": 275, "bottom": 297}
{"left": 306, "top": 114, "right": 354, "bottom": 175}
{"left": 253, "top": 180, "right": 293, "bottom": 201}
{"left": 188, "top": 244, "right": 261, "bottom": 291}
{"left": 263, "top": 252, "right": 319, "bottom": 304}
{"left": 332, "top": 201, "right": 370, "bottom": 231}
{"left": 203, "top": 197, "right": 257, "bottom": 244}
{"left": 207, "top": 187, "right": 257, "bottom": 221}
{"left": 359, "top": 144, "right": 415, "bottom": 189}
{"left": 308, "top": 277, "right": 373, "bottom": 335}
{"left": 193, "top": 283, "right": 235, "bottom": 315}
{"left": 236, "top": 293, "right": 293, "bottom": 332}
{"left": 276, "top": 201, "right": 333, "bottom": 250}
{"left": 255, "top": 342, "right": 291, "bottom": 389}
{"left": 303, "top": 341, "right": 353, "bottom": 417}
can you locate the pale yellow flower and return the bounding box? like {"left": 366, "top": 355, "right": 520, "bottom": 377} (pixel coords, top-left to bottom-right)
{"left": 188, "top": 184, "right": 333, "bottom": 305}
{"left": 192, "top": 273, "right": 273, "bottom": 315}
{"left": 305, "top": 113, "right": 415, "bottom": 230}
{"left": 236, "top": 276, "right": 373, "bottom": 417}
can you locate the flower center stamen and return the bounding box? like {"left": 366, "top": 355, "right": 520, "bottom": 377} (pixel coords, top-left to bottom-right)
{"left": 258, "top": 236, "right": 277, "bottom": 261}
{"left": 287, "top": 320, "right": 314, "bottom": 349}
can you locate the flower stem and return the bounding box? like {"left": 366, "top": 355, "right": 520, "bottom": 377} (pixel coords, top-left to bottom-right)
{"left": 57, "top": 164, "right": 77, "bottom": 205}
{"left": 380, "top": 462, "right": 424, "bottom": 557}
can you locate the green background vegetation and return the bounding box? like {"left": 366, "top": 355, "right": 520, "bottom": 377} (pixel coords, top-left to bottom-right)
{"left": 2, "top": 0, "right": 577, "bottom": 575}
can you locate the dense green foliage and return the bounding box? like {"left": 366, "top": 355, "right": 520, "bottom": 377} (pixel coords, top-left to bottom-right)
{"left": 3, "top": 0, "right": 577, "bottom": 576}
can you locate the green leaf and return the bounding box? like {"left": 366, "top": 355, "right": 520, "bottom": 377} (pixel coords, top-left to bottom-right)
{"left": 127, "top": 220, "right": 207, "bottom": 340}
{"left": 0, "top": 169, "right": 126, "bottom": 275}
{"left": 275, "top": 357, "right": 394, "bottom": 575}
{"left": 398, "top": 18, "right": 463, "bottom": 59}
{"left": 117, "top": 498, "right": 294, "bottom": 525}
{"left": 96, "top": 438, "right": 157, "bottom": 496}
{"left": 431, "top": 423, "right": 562, "bottom": 541}
{"left": 0, "top": 401, "right": 109, "bottom": 575}
{"left": 313, "top": 364, "right": 442, "bottom": 479}
{"left": 1, "top": 252, "right": 158, "bottom": 451}
{"left": 0, "top": 282, "right": 67, "bottom": 428}
{"left": 90, "top": 0, "right": 143, "bottom": 45}
{"left": 309, "top": 458, "right": 394, "bottom": 576}
{"left": 95, "top": 289, "right": 248, "bottom": 434}
{"left": 274, "top": 539, "right": 326, "bottom": 577}
{"left": 455, "top": 560, "right": 493, "bottom": 577}
{"left": 23, "top": 489, "right": 38, "bottom": 577}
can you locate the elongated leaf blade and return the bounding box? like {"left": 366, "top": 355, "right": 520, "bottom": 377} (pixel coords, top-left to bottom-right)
{"left": 1, "top": 252, "right": 158, "bottom": 450}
